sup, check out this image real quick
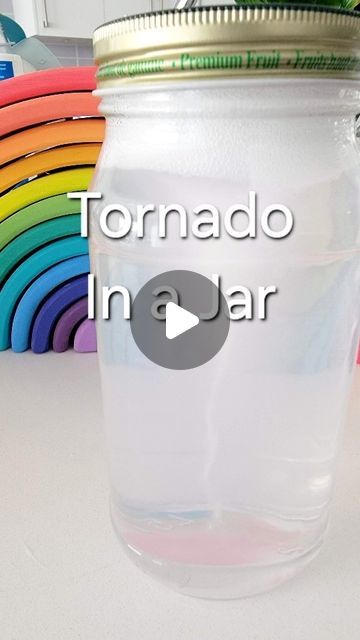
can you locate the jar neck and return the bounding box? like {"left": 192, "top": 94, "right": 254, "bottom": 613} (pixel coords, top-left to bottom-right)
{"left": 96, "top": 78, "right": 360, "bottom": 119}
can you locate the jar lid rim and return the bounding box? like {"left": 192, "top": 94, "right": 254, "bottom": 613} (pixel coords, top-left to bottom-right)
{"left": 94, "top": 5, "right": 360, "bottom": 86}
{"left": 95, "top": 4, "right": 359, "bottom": 33}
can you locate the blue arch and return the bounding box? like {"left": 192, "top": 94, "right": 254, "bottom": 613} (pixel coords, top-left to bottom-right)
{"left": 31, "top": 275, "right": 88, "bottom": 354}
{"left": 11, "top": 255, "right": 90, "bottom": 352}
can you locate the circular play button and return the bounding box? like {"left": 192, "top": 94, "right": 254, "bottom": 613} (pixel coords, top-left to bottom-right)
{"left": 130, "top": 270, "right": 230, "bottom": 370}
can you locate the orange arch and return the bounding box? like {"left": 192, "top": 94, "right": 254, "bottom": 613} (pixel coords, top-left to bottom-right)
{"left": 0, "top": 143, "right": 101, "bottom": 193}
{"left": 0, "top": 92, "right": 100, "bottom": 137}
{"left": 0, "top": 119, "right": 105, "bottom": 165}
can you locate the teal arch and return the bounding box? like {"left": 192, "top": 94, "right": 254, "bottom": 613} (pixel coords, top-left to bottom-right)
{"left": 0, "top": 215, "right": 81, "bottom": 284}
{"left": 0, "top": 236, "right": 88, "bottom": 350}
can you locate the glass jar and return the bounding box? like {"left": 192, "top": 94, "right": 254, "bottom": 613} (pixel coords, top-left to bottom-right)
{"left": 91, "top": 6, "right": 360, "bottom": 598}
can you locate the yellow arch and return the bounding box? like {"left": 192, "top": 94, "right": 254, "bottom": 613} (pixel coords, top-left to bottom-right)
{"left": 0, "top": 167, "right": 94, "bottom": 223}
{"left": 0, "top": 144, "right": 100, "bottom": 193}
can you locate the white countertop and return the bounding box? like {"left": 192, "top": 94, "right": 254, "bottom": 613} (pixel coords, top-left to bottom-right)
{"left": 1, "top": 351, "right": 359, "bottom": 640}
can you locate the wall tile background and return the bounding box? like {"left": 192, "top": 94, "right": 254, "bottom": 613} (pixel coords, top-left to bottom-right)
{"left": 0, "top": 0, "right": 94, "bottom": 66}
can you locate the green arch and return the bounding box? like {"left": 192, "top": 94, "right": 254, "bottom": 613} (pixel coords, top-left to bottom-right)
{"left": 0, "top": 194, "right": 81, "bottom": 251}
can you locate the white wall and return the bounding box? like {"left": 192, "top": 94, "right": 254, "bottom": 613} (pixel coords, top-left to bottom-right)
{"left": 0, "top": 0, "right": 233, "bottom": 66}
{"left": 0, "top": 0, "right": 94, "bottom": 66}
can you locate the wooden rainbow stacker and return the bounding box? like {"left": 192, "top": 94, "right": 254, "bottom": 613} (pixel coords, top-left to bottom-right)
{"left": 0, "top": 67, "right": 104, "bottom": 354}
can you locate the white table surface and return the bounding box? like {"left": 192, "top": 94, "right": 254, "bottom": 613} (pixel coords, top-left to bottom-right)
{"left": 1, "top": 351, "right": 359, "bottom": 640}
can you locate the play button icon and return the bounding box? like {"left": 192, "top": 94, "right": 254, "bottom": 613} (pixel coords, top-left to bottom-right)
{"left": 130, "top": 270, "right": 230, "bottom": 370}
{"left": 166, "top": 302, "right": 199, "bottom": 340}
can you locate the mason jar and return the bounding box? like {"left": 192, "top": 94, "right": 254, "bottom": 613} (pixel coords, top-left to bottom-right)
{"left": 91, "top": 5, "right": 360, "bottom": 598}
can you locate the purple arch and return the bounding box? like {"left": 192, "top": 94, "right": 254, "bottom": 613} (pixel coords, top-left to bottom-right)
{"left": 74, "top": 319, "right": 97, "bottom": 353}
{"left": 53, "top": 297, "right": 88, "bottom": 353}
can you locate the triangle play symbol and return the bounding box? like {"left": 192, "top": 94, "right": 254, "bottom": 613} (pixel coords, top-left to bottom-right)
{"left": 166, "top": 302, "right": 200, "bottom": 340}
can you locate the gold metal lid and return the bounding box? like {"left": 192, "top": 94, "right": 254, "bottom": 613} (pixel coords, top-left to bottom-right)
{"left": 93, "top": 5, "right": 360, "bottom": 87}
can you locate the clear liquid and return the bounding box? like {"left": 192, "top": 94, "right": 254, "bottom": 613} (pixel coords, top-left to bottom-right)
{"left": 93, "top": 206, "right": 359, "bottom": 596}
{"left": 93, "top": 186, "right": 359, "bottom": 597}
{"left": 100, "top": 351, "right": 354, "bottom": 596}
